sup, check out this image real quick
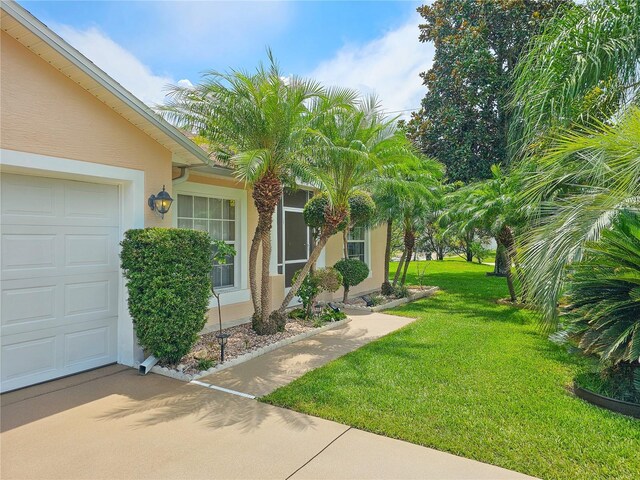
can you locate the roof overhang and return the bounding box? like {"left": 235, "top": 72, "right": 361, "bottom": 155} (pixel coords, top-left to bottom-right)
{"left": 1, "top": 1, "right": 226, "bottom": 171}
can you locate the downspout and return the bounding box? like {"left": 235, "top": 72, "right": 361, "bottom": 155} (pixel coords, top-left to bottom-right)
{"left": 172, "top": 166, "right": 190, "bottom": 185}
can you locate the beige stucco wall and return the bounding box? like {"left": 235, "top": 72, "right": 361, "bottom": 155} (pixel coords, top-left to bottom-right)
{"left": 0, "top": 32, "right": 172, "bottom": 227}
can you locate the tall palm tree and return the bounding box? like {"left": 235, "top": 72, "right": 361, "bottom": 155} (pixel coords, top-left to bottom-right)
{"left": 276, "top": 97, "right": 420, "bottom": 314}
{"left": 161, "top": 53, "right": 355, "bottom": 333}
{"left": 508, "top": 0, "right": 640, "bottom": 326}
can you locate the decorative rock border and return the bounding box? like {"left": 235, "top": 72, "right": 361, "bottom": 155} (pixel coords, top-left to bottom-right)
{"left": 573, "top": 381, "right": 640, "bottom": 419}
{"left": 334, "top": 287, "right": 439, "bottom": 312}
{"left": 150, "top": 317, "right": 351, "bottom": 382}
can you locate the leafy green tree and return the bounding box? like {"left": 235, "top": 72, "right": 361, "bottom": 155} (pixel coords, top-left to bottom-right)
{"left": 162, "top": 53, "right": 355, "bottom": 334}
{"left": 408, "top": 0, "right": 568, "bottom": 182}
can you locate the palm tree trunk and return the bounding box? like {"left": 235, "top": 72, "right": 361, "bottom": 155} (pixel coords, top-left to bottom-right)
{"left": 400, "top": 229, "right": 415, "bottom": 286}
{"left": 393, "top": 251, "right": 406, "bottom": 286}
{"left": 343, "top": 228, "right": 349, "bottom": 259}
{"left": 250, "top": 172, "right": 283, "bottom": 335}
{"left": 497, "top": 226, "right": 517, "bottom": 302}
{"left": 381, "top": 219, "right": 393, "bottom": 294}
{"left": 248, "top": 224, "right": 262, "bottom": 314}
{"left": 401, "top": 246, "right": 413, "bottom": 286}
{"left": 278, "top": 232, "right": 331, "bottom": 313}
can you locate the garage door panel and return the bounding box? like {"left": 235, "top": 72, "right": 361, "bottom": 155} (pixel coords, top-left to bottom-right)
{"left": 1, "top": 318, "right": 117, "bottom": 391}
{"left": 1, "top": 233, "right": 57, "bottom": 272}
{"left": 64, "top": 278, "right": 115, "bottom": 318}
{"left": 64, "top": 325, "right": 113, "bottom": 367}
{"left": 1, "top": 284, "right": 58, "bottom": 330}
{"left": 2, "top": 273, "right": 118, "bottom": 335}
{"left": 1, "top": 173, "right": 119, "bottom": 227}
{"left": 1, "top": 173, "right": 119, "bottom": 392}
{"left": 1, "top": 336, "right": 57, "bottom": 382}
{"left": 1, "top": 174, "right": 57, "bottom": 219}
{"left": 64, "top": 181, "right": 119, "bottom": 224}
{"left": 1, "top": 225, "right": 119, "bottom": 280}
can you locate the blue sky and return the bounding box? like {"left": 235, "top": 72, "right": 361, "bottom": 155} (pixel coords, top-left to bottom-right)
{"left": 19, "top": 1, "right": 433, "bottom": 116}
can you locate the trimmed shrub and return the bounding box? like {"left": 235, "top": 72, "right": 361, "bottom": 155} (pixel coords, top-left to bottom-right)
{"left": 303, "top": 193, "right": 350, "bottom": 232}
{"left": 334, "top": 258, "right": 369, "bottom": 302}
{"left": 292, "top": 267, "right": 343, "bottom": 320}
{"left": 348, "top": 190, "right": 376, "bottom": 227}
{"left": 120, "top": 228, "right": 212, "bottom": 363}
{"left": 314, "top": 267, "right": 343, "bottom": 293}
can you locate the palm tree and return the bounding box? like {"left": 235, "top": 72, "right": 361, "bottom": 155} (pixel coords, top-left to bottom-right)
{"left": 563, "top": 210, "right": 640, "bottom": 372}
{"left": 275, "top": 97, "right": 420, "bottom": 314}
{"left": 509, "top": 0, "right": 640, "bottom": 326}
{"left": 446, "top": 165, "right": 526, "bottom": 302}
{"left": 518, "top": 109, "right": 640, "bottom": 323}
{"left": 161, "top": 53, "right": 355, "bottom": 334}
{"left": 371, "top": 155, "right": 443, "bottom": 294}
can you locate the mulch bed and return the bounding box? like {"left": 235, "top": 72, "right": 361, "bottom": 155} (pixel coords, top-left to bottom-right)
{"left": 159, "top": 319, "right": 317, "bottom": 375}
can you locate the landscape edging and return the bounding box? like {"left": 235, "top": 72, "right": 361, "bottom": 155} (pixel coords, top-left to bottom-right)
{"left": 150, "top": 317, "right": 351, "bottom": 382}
{"left": 333, "top": 286, "right": 439, "bottom": 312}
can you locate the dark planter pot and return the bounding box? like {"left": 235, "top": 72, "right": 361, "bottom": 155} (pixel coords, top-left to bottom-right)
{"left": 573, "top": 382, "right": 640, "bottom": 419}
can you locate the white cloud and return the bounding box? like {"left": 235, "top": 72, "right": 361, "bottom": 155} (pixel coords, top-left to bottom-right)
{"left": 53, "top": 24, "right": 180, "bottom": 106}
{"left": 308, "top": 17, "right": 434, "bottom": 119}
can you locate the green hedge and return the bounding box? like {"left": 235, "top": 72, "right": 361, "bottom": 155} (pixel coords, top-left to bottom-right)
{"left": 120, "top": 228, "right": 212, "bottom": 363}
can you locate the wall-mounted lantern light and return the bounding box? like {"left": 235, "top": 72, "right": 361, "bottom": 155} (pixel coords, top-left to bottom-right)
{"left": 148, "top": 185, "right": 173, "bottom": 218}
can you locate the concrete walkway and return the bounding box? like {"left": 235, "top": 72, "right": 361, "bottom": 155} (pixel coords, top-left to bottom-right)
{"left": 198, "top": 309, "right": 416, "bottom": 397}
{"left": 1, "top": 312, "right": 535, "bottom": 480}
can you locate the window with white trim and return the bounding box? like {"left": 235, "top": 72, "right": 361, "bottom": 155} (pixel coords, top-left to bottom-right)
{"left": 177, "top": 194, "right": 236, "bottom": 289}
{"left": 347, "top": 226, "right": 366, "bottom": 263}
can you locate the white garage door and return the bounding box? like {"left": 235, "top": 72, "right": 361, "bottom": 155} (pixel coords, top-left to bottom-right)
{"left": 1, "top": 173, "right": 119, "bottom": 392}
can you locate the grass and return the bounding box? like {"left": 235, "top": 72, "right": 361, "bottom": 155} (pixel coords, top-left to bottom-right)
{"left": 262, "top": 258, "right": 640, "bottom": 480}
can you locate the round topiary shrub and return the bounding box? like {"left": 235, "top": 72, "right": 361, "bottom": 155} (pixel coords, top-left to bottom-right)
{"left": 334, "top": 258, "right": 369, "bottom": 302}
{"left": 314, "top": 267, "right": 343, "bottom": 293}
{"left": 303, "top": 193, "right": 349, "bottom": 232}
{"left": 348, "top": 190, "right": 376, "bottom": 227}
{"left": 120, "top": 228, "right": 212, "bottom": 363}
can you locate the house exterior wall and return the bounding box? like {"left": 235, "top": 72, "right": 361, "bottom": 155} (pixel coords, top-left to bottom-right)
{"left": 181, "top": 173, "right": 386, "bottom": 328}
{"left": 0, "top": 32, "right": 173, "bottom": 227}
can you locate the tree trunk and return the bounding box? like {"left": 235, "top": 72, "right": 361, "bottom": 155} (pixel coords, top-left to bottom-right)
{"left": 277, "top": 206, "right": 348, "bottom": 314}
{"left": 342, "top": 228, "right": 349, "bottom": 259}
{"left": 393, "top": 250, "right": 406, "bottom": 286}
{"left": 381, "top": 219, "right": 393, "bottom": 294}
{"left": 400, "top": 229, "right": 415, "bottom": 286}
{"left": 278, "top": 231, "right": 332, "bottom": 314}
{"left": 497, "top": 226, "right": 517, "bottom": 302}
{"left": 248, "top": 224, "right": 262, "bottom": 315}
{"left": 343, "top": 285, "right": 350, "bottom": 303}
{"left": 494, "top": 242, "right": 509, "bottom": 276}
{"left": 466, "top": 233, "right": 474, "bottom": 262}
{"left": 401, "top": 246, "right": 413, "bottom": 286}
{"left": 250, "top": 172, "right": 283, "bottom": 335}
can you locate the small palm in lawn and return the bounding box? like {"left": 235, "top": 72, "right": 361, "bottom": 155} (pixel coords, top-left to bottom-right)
{"left": 161, "top": 53, "right": 356, "bottom": 334}
{"left": 371, "top": 155, "right": 442, "bottom": 293}
{"left": 563, "top": 211, "right": 640, "bottom": 389}
{"left": 445, "top": 165, "right": 527, "bottom": 302}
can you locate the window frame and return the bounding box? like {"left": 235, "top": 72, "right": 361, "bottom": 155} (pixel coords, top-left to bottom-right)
{"left": 347, "top": 226, "right": 372, "bottom": 277}
{"left": 173, "top": 181, "right": 249, "bottom": 306}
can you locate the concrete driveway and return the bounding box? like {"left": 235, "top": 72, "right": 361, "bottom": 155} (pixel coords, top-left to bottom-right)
{"left": 1, "top": 313, "right": 535, "bottom": 480}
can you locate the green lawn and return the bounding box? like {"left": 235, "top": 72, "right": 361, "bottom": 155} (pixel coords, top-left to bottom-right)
{"left": 263, "top": 259, "right": 640, "bottom": 480}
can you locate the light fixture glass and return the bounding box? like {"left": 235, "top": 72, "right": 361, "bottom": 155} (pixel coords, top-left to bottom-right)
{"left": 148, "top": 185, "right": 174, "bottom": 218}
